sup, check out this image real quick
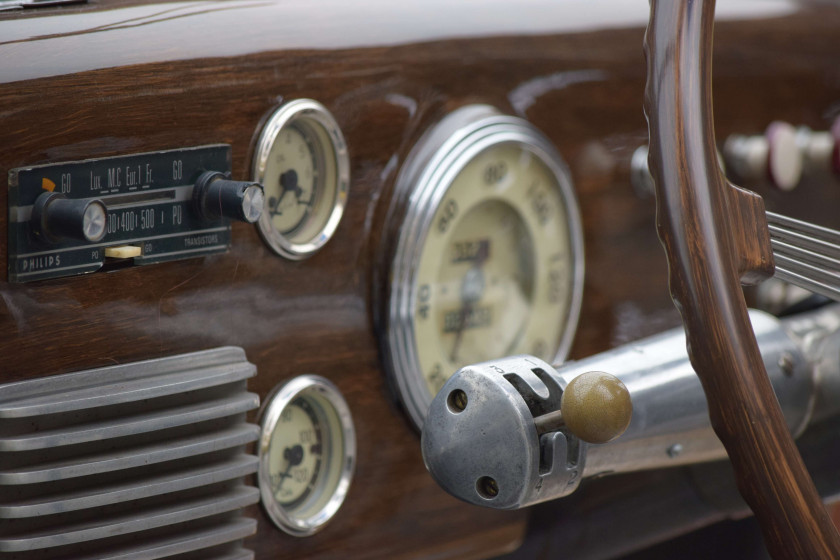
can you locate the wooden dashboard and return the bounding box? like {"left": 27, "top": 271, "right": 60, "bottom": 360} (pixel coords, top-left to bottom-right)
{"left": 1, "top": 1, "right": 839, "bottom": 558}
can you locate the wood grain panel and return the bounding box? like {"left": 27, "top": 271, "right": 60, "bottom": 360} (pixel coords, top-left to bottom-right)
{"left": 0, "top": 2, "right": 838, "bottom": 558}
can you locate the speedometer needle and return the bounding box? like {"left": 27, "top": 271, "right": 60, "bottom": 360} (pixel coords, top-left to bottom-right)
{"left": 450, "top": 244, "right": 489, "bottom": 363}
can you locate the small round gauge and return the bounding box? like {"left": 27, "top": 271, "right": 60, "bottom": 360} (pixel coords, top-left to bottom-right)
{"left": 382, "top": 105, "right": 584, "bottom": 429}
{"left": 253, "top": 99, "right": 350, "bottom": 259}
{"left": 258, "top": 375, "right": 355, "bottom": 536}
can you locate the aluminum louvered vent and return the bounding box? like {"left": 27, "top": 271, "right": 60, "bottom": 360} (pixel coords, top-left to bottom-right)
{"left": 0, "top": 347, "right": 261, "bottom": 560}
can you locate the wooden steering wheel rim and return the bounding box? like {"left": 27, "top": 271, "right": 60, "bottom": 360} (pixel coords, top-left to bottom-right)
{"left": 644, "top": 2, "right": 840, "bottom": 558}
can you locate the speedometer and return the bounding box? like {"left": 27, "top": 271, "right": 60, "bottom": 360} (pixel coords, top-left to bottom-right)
{"left": 381, "top": 105, "right": 584, "bottom": 429}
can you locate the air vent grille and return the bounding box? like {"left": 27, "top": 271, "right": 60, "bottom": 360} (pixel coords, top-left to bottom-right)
{"left": 0, "top": 347, "right": 260, "bottom": 559}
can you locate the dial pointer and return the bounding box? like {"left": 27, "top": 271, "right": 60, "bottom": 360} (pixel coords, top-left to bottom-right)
{"left": 275, "top": 444, "right": 304, "bottom": 492}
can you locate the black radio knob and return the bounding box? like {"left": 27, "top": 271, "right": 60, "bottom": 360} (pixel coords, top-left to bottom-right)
{"left": 193, "top": 171, "right": 264, "bottom": 223}
{"left": 31, "top": 192, "right": 107, "bottom": 243}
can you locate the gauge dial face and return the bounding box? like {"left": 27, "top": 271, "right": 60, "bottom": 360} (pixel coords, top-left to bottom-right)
{"left": 254, "top": 99, "right": 350, "bottom": 260}
{"left": 414, "top": 142, "right": 574, "bottom": 395}
{"left": 259, "top": 376, "right": 356, "bottom": 537}
{"left": 384, "top": 106, "right": 584, "bottom": 429}
{"left": 267, "top": 397, "right": 323, "bottom": 508}
{"left": 264, "top": 125, "right": 320, "bottom": 237}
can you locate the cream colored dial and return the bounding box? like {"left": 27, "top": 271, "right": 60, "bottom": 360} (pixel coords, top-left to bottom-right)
{"left": 384, "top": 105, "right": 584, "bottom": 430}
{"left": 254, "top": 99, "right": 349, "bottom": 260}
{"left": 258, "top": 376, "right": 356, "bottom": 537}
{"left": 264, "top": 125, "right": 318, "bottom": 236}
{"left": 415, "top": 143, "right": 574, "bottom": 395}
{"left": 267, "top": 398, "right": 323, "bottom": 507}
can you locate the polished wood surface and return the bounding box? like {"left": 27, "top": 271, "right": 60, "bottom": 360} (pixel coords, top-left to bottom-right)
{"left": 645, "top": 1, "right": 840, "bottom": 558}
{"left": 1, "top": 1, "right": 839, "bottom": 558}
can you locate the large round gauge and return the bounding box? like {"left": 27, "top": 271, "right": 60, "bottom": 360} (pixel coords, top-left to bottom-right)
{"left": 382, "top": 105, "right": 584, "bottom": 429}
{"left": 258, "top": 375, "right": 355, "bottom": 536}
{"left": 253, "top": 99, "right": 350, "bottom": 259}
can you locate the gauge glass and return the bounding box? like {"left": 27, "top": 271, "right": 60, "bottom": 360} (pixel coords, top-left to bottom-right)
{"left": 259, "top": 375, "right": 355, "bottom": 536}
{"left": 384, "top": 105, "right": 584, "bottom": 429}
{"left": 254, "top": 99, "right": 349, "bottom": 259}
{"left": 414, "top": 142, "right": 574, "bottom": 395}
{"left": 267, "top": 397, "right": 323, "bottom": 508}
{"left": 264, "top": 124, "right": 321, "bottom": 237}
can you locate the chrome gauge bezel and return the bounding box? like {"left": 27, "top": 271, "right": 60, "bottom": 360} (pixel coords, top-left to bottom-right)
{"left": 383, "top": 105, "right": 585, "bottom": 430}
{"left": 253, "top": 99, "right": 350, "bottom": 260}
{"left": 258, "top": 375, "right": 356, "bottom": 537}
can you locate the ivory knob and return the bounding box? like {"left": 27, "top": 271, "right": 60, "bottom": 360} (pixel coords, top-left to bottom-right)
{"left": 561, "top": 371, "right": 632, "bottom": 444}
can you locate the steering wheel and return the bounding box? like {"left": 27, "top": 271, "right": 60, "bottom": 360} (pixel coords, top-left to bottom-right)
{"left": 644, "top": 1, "right": 840, "bottom": 558}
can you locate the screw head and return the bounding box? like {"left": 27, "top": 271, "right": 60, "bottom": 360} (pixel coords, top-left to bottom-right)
{"left": 447, "top": 389, "right": 468, "bottom": 413}
{"left": 476, "top": 476, "right": 499, "bottom": 499}
{"left": 778, "top": 352, "right": 795, "bottom": 377}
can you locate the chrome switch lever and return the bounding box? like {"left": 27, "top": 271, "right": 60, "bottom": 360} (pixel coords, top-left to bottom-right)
{"left": 422, "top": 309, "right": 823, "bottom": 510}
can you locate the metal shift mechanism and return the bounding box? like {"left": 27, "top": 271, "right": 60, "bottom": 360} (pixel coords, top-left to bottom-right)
{"left": 422, "top": 355, "right": 589, "bottom": 509}
{"left": 422, "top": 308, "right": 840, "bottom": 510}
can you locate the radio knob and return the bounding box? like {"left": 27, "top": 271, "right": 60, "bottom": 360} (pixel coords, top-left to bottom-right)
{"left": 193, "top": 171, "right": 264, "bottom": 223}
{"left": 31, "top": 192, "right": 107, "bottom": 243}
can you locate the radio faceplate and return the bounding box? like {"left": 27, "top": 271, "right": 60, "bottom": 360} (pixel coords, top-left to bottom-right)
{"left": 8, "top": 145, "right": 234, "bottom": 282}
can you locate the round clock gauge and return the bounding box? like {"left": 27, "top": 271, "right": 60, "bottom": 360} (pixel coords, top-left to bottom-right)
{"left": 381, "top": 105, "right": 585, "bottom": 430}
{"left": 258, "top": 375, "right": 355, "bottom": 536}
{"left": 253, "top": 99, "right": 350, "bottom": 259}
